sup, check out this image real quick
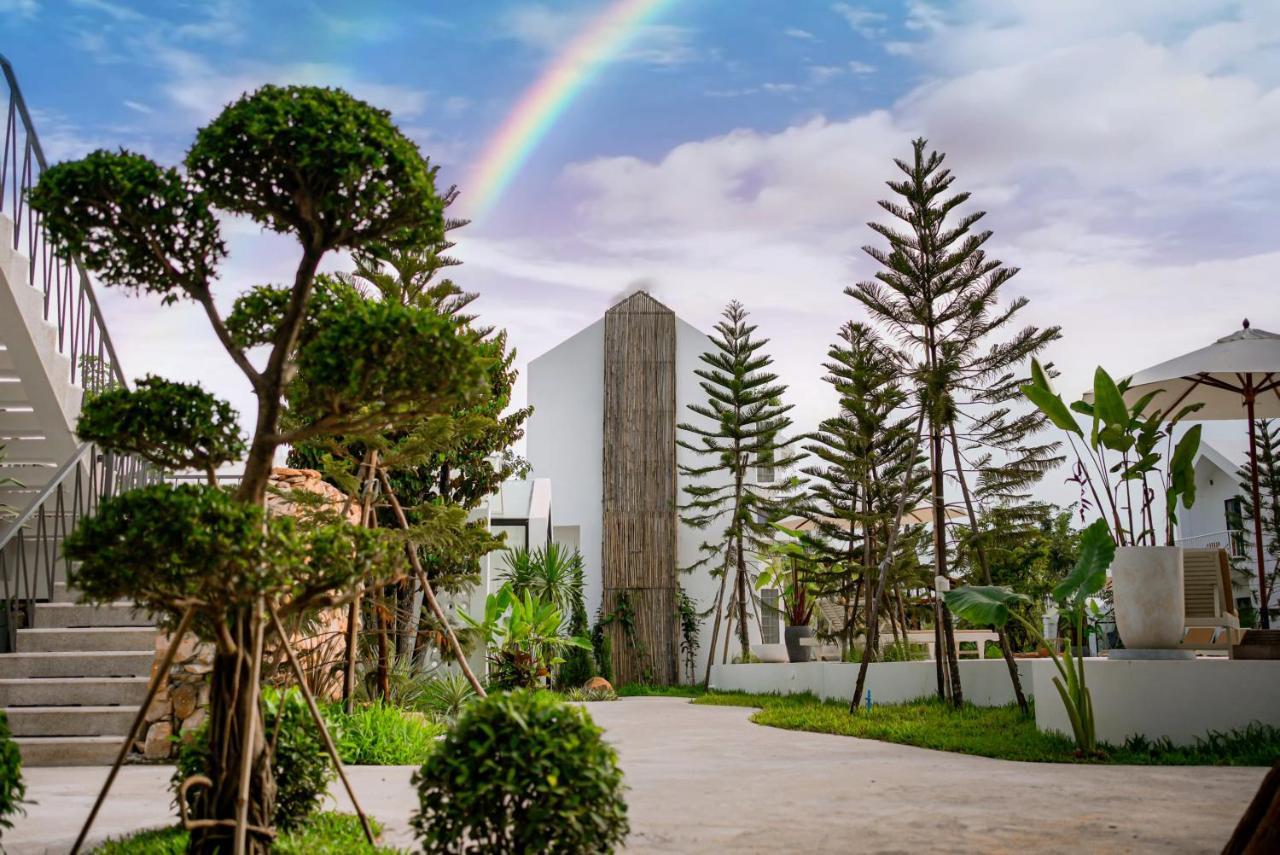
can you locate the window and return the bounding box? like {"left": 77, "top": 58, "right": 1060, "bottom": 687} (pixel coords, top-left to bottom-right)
{"left": 760, "top": 588, "right": 780, "bottom": 644}
{"left": 1225, "top": 497, "right": 1246, "bottom": 556}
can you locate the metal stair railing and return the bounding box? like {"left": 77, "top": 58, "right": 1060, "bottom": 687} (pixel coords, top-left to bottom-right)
{"left": 1, "top": 52, "right": 126, "bottom": 395}
{"left": 0, "top": 444, "right": 156, "bottom": 650}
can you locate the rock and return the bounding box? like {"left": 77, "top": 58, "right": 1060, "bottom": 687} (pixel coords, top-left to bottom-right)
{"left": 144, "top": 721, "right": 173, "bottom": 760}
{"left": 144, "top": 686, "right": 170, "bottom": 724}
{"left": 172, "top": 683, "right": 198, "bottom": 720}
{"left": 584, "top": 676, "right": 614, "bottom": 692}
{"left": 180, "top": 708, "right": 207, "bottom": 741}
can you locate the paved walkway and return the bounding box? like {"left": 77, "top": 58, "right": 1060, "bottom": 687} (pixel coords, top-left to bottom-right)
{"left": 7, "top": 697, "right": 1265, "bottom": 853}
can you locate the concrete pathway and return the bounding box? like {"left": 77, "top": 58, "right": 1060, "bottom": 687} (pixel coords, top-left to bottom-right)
{"left": 5, "top": 697, "right": 1265, "bottom": 853}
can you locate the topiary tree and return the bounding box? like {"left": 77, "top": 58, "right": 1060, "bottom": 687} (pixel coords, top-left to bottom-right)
{"left": 411, "top": 690, "right": 628, "bottom": 854}
{"left": 31, "top": 84, "right": 493, "bottom": 853}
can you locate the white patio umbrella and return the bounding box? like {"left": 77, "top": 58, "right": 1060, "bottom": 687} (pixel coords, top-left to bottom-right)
{"left": 1111, "top": 320, "right": 1280, "bottom": 628}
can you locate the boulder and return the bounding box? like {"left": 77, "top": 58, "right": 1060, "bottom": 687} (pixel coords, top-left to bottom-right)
{"left": 143, "top": 721, "right": 173, "bottom": 760}
{"left": 584, "top": 676, "right": 613, "bottom": 693}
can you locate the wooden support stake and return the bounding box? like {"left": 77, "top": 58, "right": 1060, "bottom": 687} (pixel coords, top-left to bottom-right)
{"left": 71, "top": 607, "right": 195, "bottom": 854}
{"left": 268, "top": 604, "right": 377, "bottom": 846}
{"left": 376, "top": 468, "right": 486, "bottom": 698}
{"left": 233, "top": 598, "right": 267, "bottom": 855}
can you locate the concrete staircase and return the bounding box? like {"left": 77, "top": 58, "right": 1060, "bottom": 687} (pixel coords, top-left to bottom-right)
{"left": 2, "top": 598, "right": 155, "bottom": 766}
{"left": 0, "top": 57, "right": 158, "bottom": 766}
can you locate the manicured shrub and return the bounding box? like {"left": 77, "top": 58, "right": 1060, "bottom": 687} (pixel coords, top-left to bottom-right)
{"left": 173, "top": 687, "right": 334, "bottom": 830}
{"left": 412, "top": 689, "right": 628, "bottom": 854}
{"left": 0, "top": 710, "right": 24, "bottom": 834}
{"left": 335, "top": 703, "right": 444, "bottom": 765}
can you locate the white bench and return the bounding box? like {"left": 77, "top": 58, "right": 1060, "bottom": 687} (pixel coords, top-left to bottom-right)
{"left": 905, "top": 629, "right": 999, "bottom": 659}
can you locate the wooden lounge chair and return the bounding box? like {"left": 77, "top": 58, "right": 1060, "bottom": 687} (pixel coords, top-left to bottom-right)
{"left": 1180, "top": 547, "right": 1243, "bottom": 656}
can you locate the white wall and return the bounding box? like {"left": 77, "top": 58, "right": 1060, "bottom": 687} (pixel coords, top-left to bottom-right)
{"left": 1030, "top": 659, "right": 1280, "bottom": 745}
{"left": 711, "top": 659, "right": 1280, "bottom": 746}
{"left": 528, "top": 319, "right": 606, "bottom": 619}
{"left": 710, "top": 660, "right": 1032, "bottom": 707}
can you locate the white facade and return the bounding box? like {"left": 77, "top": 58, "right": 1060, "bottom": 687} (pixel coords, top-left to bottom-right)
{"left": 1176, "top": 442, "right": 1277, "bottom": 613}
{"left": 527, "top": 300, "right": 771, "bottom": 683}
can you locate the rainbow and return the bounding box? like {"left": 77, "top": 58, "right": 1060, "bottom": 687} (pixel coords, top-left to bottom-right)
{"left": 465, "top": 0, "right": 676, "bottom": 217}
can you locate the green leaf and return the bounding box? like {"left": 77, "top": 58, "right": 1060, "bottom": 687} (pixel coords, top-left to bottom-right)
{"left": 943, "top": 585, "right": 1030, "bottom": 628}
{"left": 1092, "top": 367, "right": 1129, "bottom": 431}
{"left": 1021, "top": 383, "right": 1082, "bottom": 436}
{"left": 1052, "top": 518, "right": 1115, "bottom": 607}
{"left": 1169, "top": 424, "right": 1203, "bottom": 515}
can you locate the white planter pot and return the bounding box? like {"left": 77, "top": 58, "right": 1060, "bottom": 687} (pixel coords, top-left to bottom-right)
{"left": 1111, "top": 546, "right": 1184, "bottom": 650}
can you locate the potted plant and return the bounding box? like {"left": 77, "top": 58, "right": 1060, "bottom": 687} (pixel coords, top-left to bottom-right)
{"left": 1021, "top": 361, "right": 1202, "bottom": 651}
{"left": 759, "top": 528, "right": 819, "bottom": 662}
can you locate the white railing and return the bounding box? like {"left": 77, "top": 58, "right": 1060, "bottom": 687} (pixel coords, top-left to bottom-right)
{"left": 1175, "top": 529, "right": 1247, "bottom": 558}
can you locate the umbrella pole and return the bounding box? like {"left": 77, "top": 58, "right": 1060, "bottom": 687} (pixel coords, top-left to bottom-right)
{"left": 1246, "top": 391, "right": 1271, "bottom": 629}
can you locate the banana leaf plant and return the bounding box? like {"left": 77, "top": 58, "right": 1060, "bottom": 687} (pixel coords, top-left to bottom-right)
{"left": 756, "top": 525, "right": 819, "bottom": 626}
{"left": 944, "top": 519, "right": 1115, "bottom": 753}
{"left": 1021, "top": 360, "right": 1202, "bottom": 545}
{"left": 460, "top": 583, "right": 592, "bottom": 689}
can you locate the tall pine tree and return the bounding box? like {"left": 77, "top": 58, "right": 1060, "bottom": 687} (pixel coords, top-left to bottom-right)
{"left": 802, "top": 322, "right": 926, "bottom": 658}
{"left": 1237, "top": 419, "right": 1280, "bottom": 620}
{"left": 679, "top": 301, "right": 801, "bottom": 676}
{"left": 849, "top": 138, "right": 1060, "bottom": 708}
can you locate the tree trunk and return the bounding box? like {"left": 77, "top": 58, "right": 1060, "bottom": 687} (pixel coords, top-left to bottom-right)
{"left": 930, "top": 423, "right": 964, "bottom": 706}
{"left": 191, "top": 612, "right": 275, "bottom": 854}
{"left": 700, "top": 554, "right": 731, "bottom": 688}
{"left": 735, "top": 527, "right": 751, "bottom": 661}
{"left": 947, "top": 422, "right": 1029, "bottom": 714}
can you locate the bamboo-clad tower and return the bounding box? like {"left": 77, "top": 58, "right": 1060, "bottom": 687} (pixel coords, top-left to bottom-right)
{"left": 601, "top": 292, "right": 680, "bottom": 685}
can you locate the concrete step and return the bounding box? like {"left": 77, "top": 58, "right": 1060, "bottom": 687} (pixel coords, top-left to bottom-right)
{"left": 32, "top": 602, "right": 152, "bottom": 628}
{"left": 16, "top": 626, "right": 154, "bottom": 653}
{"left": 14, "top": 735, "right": 124, "bottom": 766}
{"left": 4, "top": 705, "right": 138, "bottom": 736}
{"left": 0, "top": 650, "right": 154, "bottom": 678}
{"left": 0, "top": 676, "right": 149, "bottom": 707}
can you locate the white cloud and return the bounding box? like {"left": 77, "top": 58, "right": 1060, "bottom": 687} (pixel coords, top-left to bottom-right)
{"left": 122, "top": 100, "right": 153, "bottom": 115}
{"left": 809, "top": 65, "right": 845, "bottom": 83}
{"left": 0, "top": 0, "right": 38, "bottom": 18}
{"left": 500, "top": 4, "right": 698, "bottom": 66}
{"left": 486, "top": 1, "right": 1280, "bottom": 454}
{"left": 784, "top": 27, "right": 817, "bottom": 41}
{"left": 830, "top": 3, "right": 887, "bottom": 38}
{"left": 848, "top": 60, "right": 876, "bottom": 74}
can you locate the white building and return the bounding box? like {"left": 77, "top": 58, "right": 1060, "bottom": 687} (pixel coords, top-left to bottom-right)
{"left": 527, "top": 292, "right": 774, "bottom": 683}
{"left": 1176, "top": 441, "right": 1278, "bottom": 618}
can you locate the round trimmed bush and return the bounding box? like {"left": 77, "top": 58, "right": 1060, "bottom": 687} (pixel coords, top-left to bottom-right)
{"left": 411, "top": 689, "right": 628, "bottom": 854}
{"left": 173, "top": 687, "right": 335, "bottom": 830}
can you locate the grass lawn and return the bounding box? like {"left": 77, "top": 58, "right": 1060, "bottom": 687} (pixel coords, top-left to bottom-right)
{"left": 91, "top": 812, "right": 399, "bottom": 854}
{"left": 621, "top": 685, "right": 1280, "bottom": 766}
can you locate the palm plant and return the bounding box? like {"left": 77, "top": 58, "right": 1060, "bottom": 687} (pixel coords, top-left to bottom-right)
{"left": 498, "top": 543, "right": 583, "bottom": 618}
{"left": 849, "top": 138, "right": 1060, "bottom": 708}
{"left": 459, "top": 584, "right": 591, "bottom": 690}
{"left": 418, "top": 673, "right": 476, "bottom": 724}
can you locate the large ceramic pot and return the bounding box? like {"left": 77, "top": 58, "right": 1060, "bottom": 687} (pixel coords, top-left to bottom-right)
{"left": 1111, "top": 546, "right": 1185, "bottom": 650}
{"left": 784, "top": 625, "right": 813, "bottom": 663}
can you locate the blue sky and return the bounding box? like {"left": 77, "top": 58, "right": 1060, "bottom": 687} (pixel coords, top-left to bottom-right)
{"left": 5, "top": 1, "right": 1280, "bottom": 497}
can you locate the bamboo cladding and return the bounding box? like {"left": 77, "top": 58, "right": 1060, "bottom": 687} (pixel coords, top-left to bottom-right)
{"left": 602, "top": 292, "right": 679, "bottom": 685}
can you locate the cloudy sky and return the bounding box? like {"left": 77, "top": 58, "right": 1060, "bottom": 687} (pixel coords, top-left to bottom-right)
{"left": 5, "top": 0, "right": 1280, "bottom": 500}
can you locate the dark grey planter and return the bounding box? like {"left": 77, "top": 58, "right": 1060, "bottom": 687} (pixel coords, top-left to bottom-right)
{"left": 784, "top": 625, "right": 813, "bottom": 663}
